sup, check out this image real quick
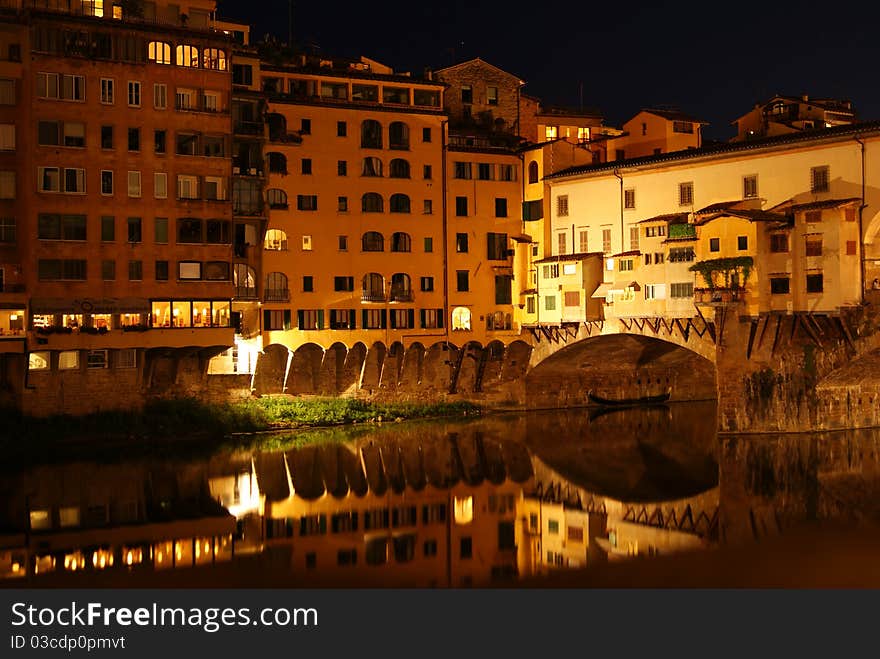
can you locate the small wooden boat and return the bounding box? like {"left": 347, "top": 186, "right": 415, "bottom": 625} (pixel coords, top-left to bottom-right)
{"left": 588, "top": 390, "right": 671, "bottom": 407}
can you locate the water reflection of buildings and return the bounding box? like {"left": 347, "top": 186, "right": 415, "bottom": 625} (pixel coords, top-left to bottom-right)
{"left": 1, "top": 411, "right": 725, "bottom": 586}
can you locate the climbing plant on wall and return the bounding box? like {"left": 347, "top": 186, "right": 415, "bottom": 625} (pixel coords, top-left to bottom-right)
{"left": 689, "top": 256, "right": 754, "bottom": 289}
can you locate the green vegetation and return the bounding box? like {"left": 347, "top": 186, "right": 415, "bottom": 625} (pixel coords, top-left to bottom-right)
{"left": 690, "top": 256, "right": 754, "bottom": 289}
{"left": 0, "top": 397, "right": 482, "bottom": 465}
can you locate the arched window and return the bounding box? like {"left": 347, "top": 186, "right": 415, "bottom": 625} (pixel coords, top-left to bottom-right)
{"left": 389, "top": 121, "right": 409, "bottom": 149}
{"left": 265, "top": 272, "right": 289, "bottom": 301}
{"left": 267, "top": 188, "right": 288, "bottom": 209}
{"left": 234, "top": 263, "right": 256, "bottom": 297}
{"left": 264, "top": 229, "right": 288, "bottom": 250}
{"left": 362, "top": 193, "right": 384, "bottom": 213}
{"left": 203, "top": 48, "right": 227, "bottom": 71}
{"left": 390, "top": 194, "right": 410, "bottom": 213}
{"left": 267, "top": 152, "right": 287, "bottom": 174}
{"left": 361, "top": 157, "right": 383, "bottom": 177}
{"left": 176, "top": 44, "right": 200, "bottom": 68}
{"left": 528, "top": 161, "right": 539, "bottom": 184}
{"left": 389, "top": 158, "right": 410, "bottom": 178}
{"left": 361, "top": 119, "right": 382, "bottom": 148}
{"left": 148, "top": 41, "right": 171, "bottom": 64}
{"left": 391, "top": 232, "right": 411, "bottom": 252}
{"left": 362, "top": 273, "right": 385, "bottom": 301}
{"left": 267, "top": 113, "right": 288, "bottom": 142}
{"left": 452, "top": 307, "right": 472, "bottom": 331}
{"left": 361, "top": 231, "right": 384, "bottom": 252}
{"left": 390, "top": 273, "right": 412, "bottom": 301}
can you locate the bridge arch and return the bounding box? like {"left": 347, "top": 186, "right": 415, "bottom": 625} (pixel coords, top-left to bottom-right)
{"left": 525, "top": 333, "right": 717, "bottom": 409}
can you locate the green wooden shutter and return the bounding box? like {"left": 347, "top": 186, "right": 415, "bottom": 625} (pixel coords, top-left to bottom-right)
{"left": 263, "top": 310, "right": 271, "bottom": 330}
{"left": 362, "top": 309, "right": 368, "bottom": 328}
{"left": 419, "top": 309, "right": 425, "bottom": 328}
{"left": 349, "top": 309, "right": 356, "bottom": 328}
{"left": 380, "top": 309, "right": 387, "bottom": 329}
{"left": 408, "top": 309, "right": 414, "bottom": 328}
{"left": 437, "top": 309, "right": 444, "bottom": 328}
{"left": 317, "top": 309, "right": 324, "bottom": 330}
{"left": 297, "top": 310, "right": 304, "bottom": 329}
{"left": 283, "top": 310, "right": 292, "bottom": 330}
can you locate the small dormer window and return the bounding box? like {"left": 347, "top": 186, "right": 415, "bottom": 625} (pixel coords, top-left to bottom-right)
{"left": 672, "top": 121, "right": 694, "bottom": 134}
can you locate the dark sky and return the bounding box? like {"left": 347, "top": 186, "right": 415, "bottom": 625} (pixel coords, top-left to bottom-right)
{"left": 217, "top": 0, "right": 878, "bottom": 141}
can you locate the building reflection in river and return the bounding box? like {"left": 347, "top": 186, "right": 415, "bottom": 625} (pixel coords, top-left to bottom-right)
{"left": 8, "top": 401, "right": 876, "bottom": 587}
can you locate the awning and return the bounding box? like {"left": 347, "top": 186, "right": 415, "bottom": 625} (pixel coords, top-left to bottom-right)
{"left": 30, "top": 297, "right": 152, "bottom": 314}
{"left": 591, "top": 283, "right": 612, "bottom": 298}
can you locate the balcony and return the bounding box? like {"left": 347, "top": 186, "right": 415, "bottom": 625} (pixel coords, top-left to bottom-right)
{"left": 233, "top": 203, "right": 265, "bottom": 217}
{"left": 268, "top": 131, "right": 303, "bottom": 145}
{"left": 389, "top": 290, "right": 413, "bottom": 303}
{"left": 264, "top": 289, "right": 289, "bottom": 302}
{"left": 234, "top": 286, "right": 258, "bottom": 299}
{"left": 234, "top": 121, "right": 265, "bottom": 138}
{"left": 361, "top": 292, "right": 386, "bottom": 303}
{"left": 694, "top": 287, "right": 744, "bottom": 305}
{"left": 28, "top": 327, "right": 234, "bottom": 351}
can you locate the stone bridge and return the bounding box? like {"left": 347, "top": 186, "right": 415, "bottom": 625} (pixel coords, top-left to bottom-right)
{"left": 246, "top": 301, "right": 880, "bottom": 434}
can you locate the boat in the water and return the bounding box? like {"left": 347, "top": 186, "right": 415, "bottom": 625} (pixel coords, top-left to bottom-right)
{"left": 587, "top": 391, "right": 671, "bottom": 407}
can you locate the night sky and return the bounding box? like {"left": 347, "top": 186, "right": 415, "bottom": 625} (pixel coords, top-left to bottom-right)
{"left": 217, "top": 0, "right": 878, "bottom": 141}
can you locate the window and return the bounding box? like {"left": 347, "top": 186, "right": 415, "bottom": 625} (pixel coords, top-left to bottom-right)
{"left": 203, "top": 135, "right": 224, "bottom": 157}
{"left": 100, "top": 78, "right": 114, "bottom": 104}
{"left": 424, "top": 237, "right": 433, "bottom": 252}
{"left": 178, "top": 261, "right": 202, "bottom": 280}
{"left": 362, "top": 231, "right": 384, "bottom": 252}
{"left": 456, "top": 233, "right": 469, "bottom": 253}
{"left": 361, "top": 119, "right": 382, "bottom": 148}
{"left": 495, "top": 198, "right": 508, "bottom": 217}
{"left": 545, "top": 295, "right": 556, "bottom": 311}
{"left": 456, "top": 270, "right": 469, "bottom": 292}
{"left": 0, "top": 79, "right": 15, "bottom": 105}
{"left": 499, "top": 164, "right": 515, "bottom": 181}
{"left": 126, "top": 217, "right": 142, "bottom": 243}
{"left": 338, "top": 196, "right": 348, "bottom": 212}
{"left": 602, "top": 229, "right": 611, "bottom": 253}
{"left": 101, "top": 259, "right": 115, "bottom": 280}
{"left": 362, "top": 157, "right": 383, "bottom": 177}
{"left": 644, "top": 284, "right": 666, "bottom": 300}
{"left": 334, "top": 276, "right": 354, "bottom": 292}
{"left": 805, "top": 210, "right": 822, "bottom": 223}
{"left": 337, "top": 121, "right": 347, "bottom": 137}
{"left": 263, "top": 309, "right": 291, "bottom": 330}
{"left": 452, "top": 306, "right": 471, "bottom": 330}
{"left": 204, "top": 177, "right": 227, "bottom": 201}
{"left": 487, "top": 86, "right": 498, "bottom": 105}
{"left": 391, "top": 232, "right": 411, "bottom": 252}
{"left": 148, "top": 41, "right": 171, "bottom": 64}
{"left": 770, "top": 234, "right": 789, "bottom": 253}
{"left": 128, "top": 127, "right": 140, "bottom": 151}
{"left": 390, "top": 194, "right": 410, "bottom": 213}
{"left": 423, "top": 200, "right": 433, "bottom": 214}
{"left": 301, "top": 276, "right": 314, "bottom": 293}
{"left": 806, "top": 273, "right": 824, "bottom": 293}
{"left": 673, "top": 120, "right": 694, "bottom": 133}
{"left": 295, "top": 195, "right": 317, "bottom": 211}
{"left": 770, "top": 277, "right": 790, "bottom": 294}
{"left": 338, "top": 235, "right": 348, "bottom": 251}
{"left": 488, "top": 233, "right": 508, "bottom": 260}
{"left": 100, "top": 170, "right": 113, "bottom": 195}
{"left": 630, "top": 226, "right": 640, "bottom": 251}
{"left": 545, "top": 126, "right": 558, "bottom": 140}
{"left": 805, "top": 237, "right": 823, "bottom": 256}
{"left": 557, "top": 195, "right": 569, "bottom": 217}
{"left": 38, "top": 214, "right": 86, "bottom": 241}
{"left": 422, "top": 127, "right": 432, "bottom": 142}
{"left": 101, "top": 125, "right": 113, "bottom": 149}
{"left": 128, "top": 171, "right": 141, "bottom": 198}
{"left": 154, "top": 172, "right": 167, "bottom": 199}
{"left": 155, "top": 217, "right": 168, "bottom": 243}
{"left": 59, "top": 350, "right": 79, "bottom": 370}
{"left": 128, "top": 259, "right": 142, "bottom": 280}
{"left": 153, "top": 83, "right": 168, "bottom": 110}
{"left": 495, "top": 275, "right": 513, "bottom": 304}
{"left": 329, "top": 309, "right": 355, "bottom": 330}
{"left": 709, "top": 237, "right": 720, "bottom": 252}
{"left": 302, "top": 235, "right": 313, "bottom": 251}
{"left": 336, "top": 160, "right": 347, "bottom": 176}
{"left": 456, "top": 197, "right": 468, "bottom": 217}
{"left": 670, "top": 282, "right": 694, "bottom": 298}
{"left": 528, "top": 161, "right": 539, "bottom": 184}
{"left": 176, "top": 44, "right": 200, "bottom": 67}
{"left": 579, "top": 230, "right": 589, "bottom": 252}
{"left": 63, "top": 168, "right": 85, "bottom": 193}
{"left": 619, "top": 259, "right": 634, "bottom": 272}
{"left": 679, "top": 181, "right": 694, "bottom": 206}
{"left": 847, "top": 240, "right": 857, "bottom": 256}
{"left": 461, "top": 85, "right": 472, "bottom": 104}
{"left": 301, "top": 158, "right": 312, "bottom": 175}
{"left": 389, "top": 159, "right": 410, "bottom": 178}
{"left": 0, "top": 216, "right": 14, "bottom": 243}
{"left": 423, "top": 164, "right": 432, "bottom": 180}
{"left": 127, "top": 81, "right": 140, "bottom": 107}
{"left": 38, "top": 259, "right": 86, "bottom": 280}
{"left": 743, "top": 175, "right": 758, "bottom": 199}
{"left": 420, "top": 276, "right": 434, "bottom": 292}
{"left": 176, "top": 87, "right": 195, "bottom": 110}
{"left": 622, "top": 188, "right": 636, "bottom": 210}
{"left": 737, "top": 236, "right": 748, "bottom": 251}
{"left": 87, "top": 350, "right": 108, "bottom": 369}
{"left": 811, "top": 166, "right": 829, "bottom": 193}
{"left": 203, "top": 48, "right": 227, "bottom": 71}
{"left": 454, "top": 161, "right": 472, "bottom": 180}
{"left": 362, "top": 193, "right": 383, "bottom": 212}
{"left": 38, "top": 167, "right": 60, "bottom": 192}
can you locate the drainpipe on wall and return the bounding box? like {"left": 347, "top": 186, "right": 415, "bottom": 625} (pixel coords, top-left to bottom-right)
{"left": 613, "top": 169, "right": 624, "bottom": 253}
{"left": 441, "top": 119, "right": 450, "bottom": 344}
{"left": 854, "top": 135, "right": 867, "bottom": 304}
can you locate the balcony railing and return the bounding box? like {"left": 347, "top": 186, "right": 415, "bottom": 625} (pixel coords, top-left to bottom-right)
{"left": 389, "top": 290, "right": 413, "bottom": 302}
{"left": 264, "top": 289, "right": 289, "bottom": 302}
{"left": 234, "top": 121, "right": 265, "bottom": 137}
{"left": 361, "top": 291, "right": 386, "bottom": 302}
{"left": 234, "top": 286, "right": 257, "bottom": 299}
{"left": 694, "top": 287, "right": 744, "bottom": 304}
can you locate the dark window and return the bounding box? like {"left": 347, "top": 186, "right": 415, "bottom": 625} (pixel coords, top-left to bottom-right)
{"left": 487, "top": 232, "right": 508, "bottom": 260}
{"left": 302, "top": 275, "right": 313, "bottom": 292}
{"left": 456, "top": 233, "right": 468, "bottom": 253}
{"left": 422, "top": 127, "right": 431, "bottom": 142}
{"left": 391, "top": 232, "right": 411, "bottom": 252}
{"left": 770, "top": 277, "right": 790, "bottom": 294}
{"left": 155, "top": 260, "right": 169, "bottom": 281}
{"left": 811, "top": 166, "right": 829, "bottom": 193}
{"left": 177, "top": 218, "right": 202, "bottom": 243}
{"left": 334, "top": 276, "right": 354, "bottom": 291}
{"left": 423, "top": 164, "right": 432, "bottom": 180}
{"left": 128, "top": 127, "right": 140, "bottom": 151}
{"left": 300, "top": 118, "right": 311, "bottom": 134}
{"left": 301, "top": 158, "right": 312, "bottom": 175}
{"left": 337, "top": 121, "right": 347, "bottom": 137}
{"left": 337, "top": 160, "right": 347, "bottom": 176}
{"left": 128, "top": 260, "right": 142, "bottom": 281}
{"left": 154, "top": 130, "right": 166, "bottom": 153}
{"left": 709, "top": 237, "right": 720, "bottom": 252}
{"left": 390, "top": 194, "right": 410, "bottom": 213}
{"left": 420, "top": 276, "right": 434, "bottom": 292}
{"left": 495, "top": 275, "right": 513, "bottom": 304}
{"left": 460, "top": 537, "right": 473, "bottom": 559}
{"left": 806, "top": 273, "right": 824, "bottom": 293}
{"left": 495, "top": 198, "right": 508, "bottom": 217}
{"left": 455, "top": 196, "right": 468, "bottom": 216}
{"left": 461, "top": 85, "right": 472, "bottom": 104}
{"left": 528, "top": 161, "right": 539, "bottom": 184}
{"left": 361, "top": 120, "right": 382, "bottom": 148}
{"left": 127, "top": 217, "right": 142, "bottom": 243}
{"left": 456, "top": 270, "right": 469, "bottom": 292}
{"left": 101, "top": 216, "right": 114, "bottom": 241}
{"left": 737, "top": 235, "right": 748, "bottom": 251}
{"left": 770, "top": 234, "right": 789, "bottom": 253}
{"left": 101, "top": 260, "right": 115, "bottom": 280}
{"left": 101, "top": 125, "right": 113, "bottom": 149}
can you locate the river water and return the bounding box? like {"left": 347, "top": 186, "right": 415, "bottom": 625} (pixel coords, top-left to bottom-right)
{"left": 3, "top": 401, "right": 880, "bottom": 587}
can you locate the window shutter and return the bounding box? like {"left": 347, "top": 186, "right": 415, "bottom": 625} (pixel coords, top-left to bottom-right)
{"left": 362, "top": 309, "right": 368, "bottom": 328}
{"left": 380, "top": 310, "right": 387, "bottom": 329}
{"left": 349, "top": 310, "right": 356, "bottom": 328}
{"left": 263, "top": 310, "right": 271, "bottom": 329}
{"left": 420, "top": 309, "right": 426, "bottom": 328}
{"left": 408, "top": 309, "right": 414, "bottom": 328}
{"left": 390, "top": 312, "right": 397, "bottom": 329}
{"left": 283, "top": 310, "right": 291, "bottom": 330}
{"left": 317, "top": 310, "right": 324, "bottom": 329}
{"left": 437, "top": 309, "right": 444, "bottom": 328}
{"left": 297, "top": 310, "right": 304, "bottom": 329}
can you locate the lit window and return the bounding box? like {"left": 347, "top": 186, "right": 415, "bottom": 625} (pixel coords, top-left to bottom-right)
{"left": 453, "top": 496, "right": 473, "bottom": 525}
